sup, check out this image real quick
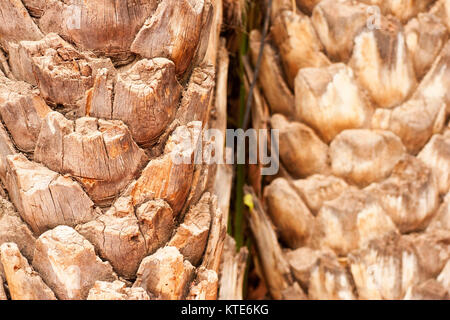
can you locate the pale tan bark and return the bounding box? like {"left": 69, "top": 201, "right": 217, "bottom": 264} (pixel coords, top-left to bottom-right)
{"left": 250, "top": 0, "right": 450, "bottom": 301}
{"left": 0, "top": 243, "right": 56, "bottom": 300}
{"left": 218, "top": 235, "right": 248, "bottom": 300}
{"left": 87, "top": 281, "right": 150, "bottom": 300}
{"left": 0, "top": 0, "right": 225, "bottom": 301}
{"left": 245, "top": 186, "right": 307, "bottom": 300}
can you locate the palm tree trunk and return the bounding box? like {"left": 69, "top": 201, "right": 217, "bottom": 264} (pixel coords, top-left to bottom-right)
{"left": 247, "top": 0, "right": 450, "bottom": 300}
{"left": 0, "top": 0, "right": 229, "bottom": 300}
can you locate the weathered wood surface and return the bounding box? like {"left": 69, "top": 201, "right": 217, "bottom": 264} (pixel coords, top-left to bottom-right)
{"left": 32, "top": 226, "right": 117, "bottom": 300}
{"left": 349, "top": 15, "right": 417, "bottom": 109}
{"left": 131, "top": 0, "right": 211, "bottom": 74}
{"left": 201, "top": 199, "right": 227, "bottom": 273}
{"left": 129, "top": 121, "right": 201, "bottom": 213}
{"left": 0, "top": 76, "right": 51, "bottom": 152}
{"left": 0, "top": 0, "right": 43, "bottom": 50}
{"left": 0, "top": 242, "right": 56, "bottom": 300}
{"left": 39, "top": 0, "right": 158, "bottom": 64}
{"left": 176, "top": 65, "right": 215, "bottom": 127}
{"left": 133, "top": 246, "right": 195, "bottom": 300}
{"left": 0, "top": 0, "right": 223, "bottom": 301}
{"left": 249, "top": 30, "right": 295, "bottom": 117}
{"left": 111, "top": 58, "right": 181, "bottom": 146}
{"left": 169, "top": 193, "right": 212, "bottom": 266}
{"left": 76, "top": 195, "right": 148, "bottom": 279}
{"left": 35, "top": 112, "right": 149, "bottom": 205}
{"left": 250, "top": 0, "right": 450, "bottom": 301}
{"left": 3, "top": 154, "right": 98, "bottom": 235}
{"left": 0, "top": 197, "right": 36, "bottom": 263}
{"left": 218, "top": 235, "right": 248, "bottom": 300}
{"left": 9, "top": 34, "right": 114, "bottom": 113}
{"left": 245, "top": 186, "right": 306, "bottom": 300}
{"left": 295, "top": 63, "right": 373, "bottom": 143}
{"left": 87, "top": 281, "right": 150, "bottom": 300}
{"left": 187, "top": 267, "right": 219, "bottom": 300}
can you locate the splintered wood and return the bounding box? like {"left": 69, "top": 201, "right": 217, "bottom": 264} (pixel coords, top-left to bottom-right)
{"left": 0, "top": 0, "right": 225, "bottom": 300}
{"left": 247, "top": 0, "right": 450, "bottom": 300}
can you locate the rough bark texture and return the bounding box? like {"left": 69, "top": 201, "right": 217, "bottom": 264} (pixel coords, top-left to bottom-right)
{"left": 131, "top": 0, "right": 211, "bottom": 75}
{"left": 133, "top": 246, "right": 195, "bottom": 300}
{"left": 249, "top": 0, "right": 450, "bottom": 300}
{"left": 218, "top": 235, "right": 248, "bottom": 300}
{"left": 32, "top": 226, "right": 117, "bottom": 300}
{"left": 0, "top": 242, "right": 56, "bottom": 300}
{"left": 87, "top": 281, "right": 150, "bottom": 300}
{"left": 0, "top": 0, "right": 225, "bottom": 300}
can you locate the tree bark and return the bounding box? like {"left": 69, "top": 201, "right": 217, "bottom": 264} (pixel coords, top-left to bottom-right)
{"left": 249, "top": 0, "right": 450, "bottom": 300}
{"left": 0, "top": 0, "right": 226, "bottom": 300}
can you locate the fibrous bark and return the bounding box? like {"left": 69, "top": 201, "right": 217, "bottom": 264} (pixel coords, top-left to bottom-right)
{"left": 9, "top": 34, "right": 114, "bottom": 113}
{"left": 271, "top": 114, "right": 330, "bottom": 178}
{"left": 0, "top": 0, "right": 43, "bottom": 49}
{"left": 34, "top": 112, "right": 149, "bottom": 205}
{"left": 131, "top": 0, "right": 210, "bottom": 75}
{"left": 294, "top": 63, "right": 372, "bottom": 143}
{"left": 3, "top": 154, "right": 98, "bottom": 234}
{"left": 286, "top": 247, "right": 356, "bottom": 300}
{"left": 0, "top": 0, "right": 224, "bottom": 301}
{"left": 330, "top": 129, "right": 406, "bottom": 187}
{"left": 264, "top": 178, "right": 314, "bottom": 249}
{"left": 218, "top": 235, "right": 248, "bottom": 300}
{"left": 349, "top": 15, "right": 417, "bottom": 109}
{"left": 0, "top": 197, "right": 36, "bottom": 263}
{"left": 0, "top": 75, "right": 51, "bottom": 152}
{"left": 0, "top": 242, "right": 56, "bottom": 300}
{"left": 133, "top": 246, "right": 195, "bottom": 300}
{"left": 252, "top": 0, "right": 449, "bottom": 302}
{"left": 313, "top": 188, "right": 398, "bottom": 255}
{"left": 87, "top": 280, "right": 150, "bottom": 300}
{"left": 187, "top": 267, "right": 219, "bottom": 300}
{"left": 169, "top": 193, "right": 212, "bottom": 266}
{"left": 39, "top": 0, "right": 158, "bottom": 64}
{"left": 111, "top": 58, "right": 182, "bottom": 146}
{"left": 32, "top": 226, "right": 117, "bottom": 300}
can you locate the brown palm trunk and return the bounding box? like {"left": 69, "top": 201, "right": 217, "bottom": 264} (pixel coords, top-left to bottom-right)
{"left": 247, "top": 0, "right": 450, "bottom": 300}
{"left": 0, "top": 0, "right": 229, "bottom": 300}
